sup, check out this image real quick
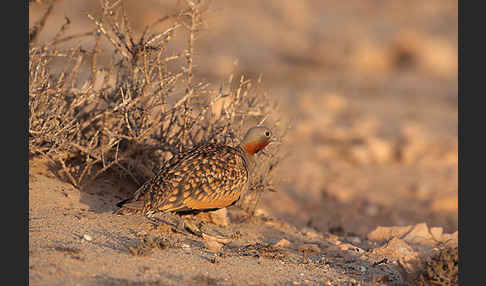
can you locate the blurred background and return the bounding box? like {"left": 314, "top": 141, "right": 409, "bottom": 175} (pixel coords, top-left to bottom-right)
{"left": 29, "top": 0, "right": 458, "bottom": 235}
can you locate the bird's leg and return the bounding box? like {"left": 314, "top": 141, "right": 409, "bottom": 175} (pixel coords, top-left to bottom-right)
{"left": 174, "top": 213, "right": 233, "bottom": 240}
{"left": 144, "top": 212, "right": 180, "bottom": 233}
{"left": 169, "top": 214, "right": 203, "bottom": 237}
{"left": 175, "top": 215, "right": 186, "bottom": 232}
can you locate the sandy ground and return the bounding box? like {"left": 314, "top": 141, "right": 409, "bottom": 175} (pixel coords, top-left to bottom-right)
{"left": 29, "top": 159, "right": 457, "bottom": 285}
{"left": 29, "top": 1, "right": 458, "bottom": 285}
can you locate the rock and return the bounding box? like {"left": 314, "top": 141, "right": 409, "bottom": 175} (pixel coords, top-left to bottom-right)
{"left": 350, "top": 145, "right": 373, "bottom": 164}
{"left": 429, "top": 227, "right": 443, "bottom": 240}
{"left": 371, "top": 237, "right": 416, "bottom": 261}
{"left": 326, "top": 234, "right": 340, "bottom": 243}
{"left": 201, "top": 233, "right": 233, "bottom": 245}
{"left": 348, "top": 236, "right": 362, "bottom": 245}
{"left": 298, "top": 244, "right": 321, "bottom": 264}
{"left": 352, "top": 41, "right": 392, "bottom": 76}
{"left": 366, "top": 137, "right": 395, "bottom": 164}
{"left": 301, "top": 228, "right": 323, "bottom": 240}
{"left": 273, "top": 239, "right": 291, "bottom": 248}
{"left": 368, "top": 223, "right": 459, "bottom": 248}
{"left": 253, "top": 208, "right": 269, "bottom": 217}
{"left": 203, "top": 239, "right": 223, "bottom": 253}
{"left": 419, "top": 38, "right": 457, "bottom": 79}
{"left": 298, "top": 244, "right": 320, "bottom": 255}
{"left": 337, "top": 243, "right": 364, "bottom": 252}
{"left": 403, "top": 223, "right": 435, "bottom": 246}
{"left": 391, "top": 30, "right": 457, "bottom": 78}
{"left": 82, "top": 234, "right": 92, "bottom": 241}
{"left": 367, "top": 225, "right": 413, "bottom": 242}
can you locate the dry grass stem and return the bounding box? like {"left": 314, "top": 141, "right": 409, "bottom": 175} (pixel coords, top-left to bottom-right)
{"left": 29, "top": 0, "right": 286, "bottom": 213}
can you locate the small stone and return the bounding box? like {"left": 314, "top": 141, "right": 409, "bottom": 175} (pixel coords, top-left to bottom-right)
{"left": 367, "top": 225, "right": 413, "bottom": 242}
{"left": 349, "top": 236, "right": 362, "bottom": 245}
{"left": 339, "top": 243, "right": 363, "bottom": 252}
{"left": 82, "top": 234, "right": 92, "bottom": 241}
{"left": 366, "top": 137, "right": 394, "bottom": 164}
{"left": 430, "top": 227, "right": 444, "bottom": 240}
{"left": 273, "top": 239, "right": 291, "bottom": 248}
{"left": 327, "top": 234, "right": 339, "bottom": 242}
{"left": 301, "top": 228, "right": 323, "bottom": 240}
{"left": 298, "top": 244, "right": 321, "bottom": 254}
{"left": 299, "top": 244, "right": 321, "bottom": 263}
{"left": 373, "top": 237, "right": 415, "bottom": 259}
{"left": 350, "top": 145, "right": 372, "bottom": 164}
{"left": 253, "top": 208, "right": 269, "bottom": 217}
{"left": 204, "top": 239, "right": 223, "bottom": 253}
{"left": 403, "top": 223, "right": 435, "bottom": 246}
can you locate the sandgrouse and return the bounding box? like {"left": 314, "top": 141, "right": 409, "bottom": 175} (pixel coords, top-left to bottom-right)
{"left": 115, "top": 126, "right": 275, "bottom": 216}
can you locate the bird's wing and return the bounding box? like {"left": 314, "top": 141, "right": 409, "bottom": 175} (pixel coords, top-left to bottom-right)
{"left": 180, "top": 146, "right": 249, "bottom": 210}
{"left": 115, "top": 143, "right": 249, "bottom": 214}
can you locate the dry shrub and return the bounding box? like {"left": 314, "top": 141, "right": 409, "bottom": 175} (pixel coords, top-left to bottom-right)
{"left": 29, "top": 0, "right": 287, "bottom": 213}
{"left": 414, "top": 246, "right": 458, "bottom": 286}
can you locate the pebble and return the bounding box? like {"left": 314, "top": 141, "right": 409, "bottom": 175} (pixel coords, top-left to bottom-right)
{"left": 83, "top": 234, "right": 92, "bottom": 241}
{"left": 348, "top": 236, "right": 362, "bottom": 245}
{"left": 298, "top": 244, "right": 321, "bottom": 254}
{"left": 273, "top": 238, "right": 291, "bottom": 248}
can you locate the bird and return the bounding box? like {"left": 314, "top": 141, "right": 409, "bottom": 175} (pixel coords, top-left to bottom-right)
{"left": 114, "top": 126, "right": 275, "bottom": 217}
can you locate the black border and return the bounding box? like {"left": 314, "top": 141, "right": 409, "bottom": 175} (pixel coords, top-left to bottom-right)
{"left": 5, "top": 1, "right": 29, "bottom": 285}
{"left": 459, "top": 0, "right": 480, "bottom": 284}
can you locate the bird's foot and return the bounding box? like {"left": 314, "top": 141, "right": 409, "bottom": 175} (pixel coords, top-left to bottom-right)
{"left": 178, "top": 216, "right": 204, "bottom": 237}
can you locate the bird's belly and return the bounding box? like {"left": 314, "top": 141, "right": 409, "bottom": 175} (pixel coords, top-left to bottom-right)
{"left": 184, "top": 190, "right": 240, "bottom": 210}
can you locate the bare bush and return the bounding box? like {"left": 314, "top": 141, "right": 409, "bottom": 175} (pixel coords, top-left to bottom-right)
{"left": 29, "top": 0, "right": 287, "bottom": 213}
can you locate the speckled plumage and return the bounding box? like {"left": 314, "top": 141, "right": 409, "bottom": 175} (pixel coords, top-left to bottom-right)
{"left": 115, "top": 126, "right": 274, "bottom": 216}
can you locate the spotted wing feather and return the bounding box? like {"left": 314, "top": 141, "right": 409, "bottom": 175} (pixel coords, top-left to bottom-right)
{"left": 115, "top": 143, "right": 249, "bottom": 215}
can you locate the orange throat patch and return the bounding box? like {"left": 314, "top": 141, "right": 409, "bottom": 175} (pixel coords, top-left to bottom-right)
{"left": 242, "top": 141, "right": 269, "bottom": 156}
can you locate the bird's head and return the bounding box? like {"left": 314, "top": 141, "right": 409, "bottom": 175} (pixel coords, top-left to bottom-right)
{"left": 240, "top": 126, "right": 276, "bottom": 156}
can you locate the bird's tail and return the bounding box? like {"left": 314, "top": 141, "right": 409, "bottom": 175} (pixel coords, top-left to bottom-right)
{"left": 116, "top": 198, "right": 131, "bottom": 208}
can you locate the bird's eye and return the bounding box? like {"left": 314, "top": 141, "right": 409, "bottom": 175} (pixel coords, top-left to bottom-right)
{"left": 265, "top": 131, "right": 270, "bottom": 137}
